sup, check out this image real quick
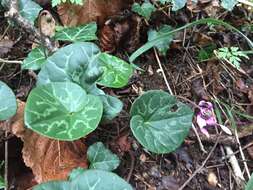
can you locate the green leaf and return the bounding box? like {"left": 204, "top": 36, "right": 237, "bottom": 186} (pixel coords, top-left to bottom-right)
{"left": 37, "top": 42, "right": 103, "bottom": 92}
{"left": 197, "top": 44, "right": 216, "bottom": 62}
{"left": 22, "top": 46, "right": 47, "bottom": 70}
{"left": 54, "top": 22, "right": 97, "bottom": 42}
{"left": 52, "top": 0, "right": 84, "bottom": 7}
{"left": 24, "top": 82, "right": 103, "bottom": 140}
{"left": 99, "top": 94, "right": 123, "bottom": 121}
{"left": 158, "top": 0, "right": 171, "bottom": 5}
{"left": 129, "top": 18, "right": 253, "bottom": 63}
{"left": 33, "top": 169, "right": 133, "bottom": 190}
{"left": 19, "top": 0, "right": 42, "bottom": 24}
{"left": 148, "top": 25, "right": 173, "bottom": 56}
{"left": 87, "top": 86, "right": 123, "bottom": 121}
{"left": 130, "top": 90, "right": 193, "bottom": 154}
{"left": 87, "top": 142, "right": 120, "bottom": 171}
{"left": 0, "top": 175, "right": 4, "bottom": 189}
{"left": 97, "top": 53, "right": 134, "bottom": 88}
{"left": 0, "top": 81, "right": 17, "bottom": 121}
{"left": 221, "top": 0, "right": 237, "bottom": 11}
{"left": 0, "top": 0, "right": 8, "bottom": 9}
{"left": 245, "top": 173, "right": 253, "bottom": 190}
{"left": 68, "top": 167, "right": 85, "bottom": 181}
{"left": 172, "top": 0, "right": 187, "bottom": 11}
{"left": 131, "top": 1, "right": 156, "bottom": 20}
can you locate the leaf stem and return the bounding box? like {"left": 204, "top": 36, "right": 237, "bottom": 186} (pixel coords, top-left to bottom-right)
{"left": 130, "top": 18, "right": 253, "bottom": 62}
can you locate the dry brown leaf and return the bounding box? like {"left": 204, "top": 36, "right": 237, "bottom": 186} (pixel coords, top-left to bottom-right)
{"left": 100, "top": 14, "right": 141, "bottom": 53}
{"left": 38, "top": 10, "right": 56, "bottom": 37}
{"left": 57, "top": 0, "right": 132, "bottom": 27}
{"left": 116, "top": 134, "right": 131, "bottom": 153}
{"left": 193, "top": 32, "right": 213, "bottom": 46}
{"left": 6, "top": 100, "right": 88, "bottom": 183}
{"left": 247, "top": 142, "right": 253, "bottom": 160}
{"left": 191, "top": 78, "right": 209, "bottom": 100}
{"left": 0, "top": 38, "right": 14, "bottom": 58}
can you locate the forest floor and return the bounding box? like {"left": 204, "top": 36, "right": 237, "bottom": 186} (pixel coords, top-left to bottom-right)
{"left": 1, "top": 1, "right": 253, "bottom": 190}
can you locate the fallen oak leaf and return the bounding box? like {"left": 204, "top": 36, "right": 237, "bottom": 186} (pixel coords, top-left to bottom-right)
{"left": 0, "top": 39, "right": 14, "bottom": 58}
{"left": 1, "top": 100, "right": 88, "bottom": 183}
{"left": 57, "top": 0, "right": 132, "bottom": 27}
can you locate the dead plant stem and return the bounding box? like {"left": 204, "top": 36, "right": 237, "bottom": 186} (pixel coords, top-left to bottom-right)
{"left": 0, "top": 58, "right": 22, "bottom": 64}
{"left": 234, "top": 129, "right": 251, "bottom": 179}
{"left": 5, "top": 0, "right": 57, "bottom": 52}
{"left": 153, "top": 48, "right": 173, "bottom": 95}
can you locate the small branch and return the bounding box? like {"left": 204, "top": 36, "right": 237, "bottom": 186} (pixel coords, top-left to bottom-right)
{"left": 126, "top": 150, "right": 135, "bottom": 182}
{"left": 234, "top": 129, "right": 251, "bottom": 179}
{"left": 188, "top": 131, "right": 237, "bottom": 147}
{"left": 5, "top": 0, "right": 57, "bottom": 53}
{"left": 225, "top": 146, "right": 245, "bottom": 185}
{"left": 154, "top": 48, "right": 173, "bottom": 95}
{"left": 4, "top": 121, "right": 10, "bottom": 190}
{"left": 0, "top": 58, "right": 22, "bottom": 64}
{"left": 237, "top": 0, "right": 253, "bottom": 7}
{"left": 178, "top": 133, "right": 221, "bottom": 190}
{"left": 191, "top": 123, "right": 207, "bottom": 153}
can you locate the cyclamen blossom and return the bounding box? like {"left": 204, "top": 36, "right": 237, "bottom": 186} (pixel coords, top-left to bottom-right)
{"left": 196, "top": 100, "right": 232, "bottom": 138}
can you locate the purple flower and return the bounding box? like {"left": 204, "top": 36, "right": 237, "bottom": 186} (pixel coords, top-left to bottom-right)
{"left": 196, "top": 100, "right": 232, "bottom": 138}
{"left": 196, "top": 101, "right": 217, "bottom": 138}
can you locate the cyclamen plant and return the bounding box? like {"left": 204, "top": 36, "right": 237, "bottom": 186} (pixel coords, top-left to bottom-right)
{"left": 24, "top": 41, "right": 133, "bottom": 140}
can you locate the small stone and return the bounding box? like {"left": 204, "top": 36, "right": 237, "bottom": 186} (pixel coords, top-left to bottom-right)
{"left": 148, "top": 65, "right": 154, "bottom": 76}
{"left": 139, "top": 153, "right": 147, "bottom": 163}
{"left": 207, "top": 171, "right": 218, "bottom": 187}
{"left": 149, "top": 166, "right": 161, "bottom": 178}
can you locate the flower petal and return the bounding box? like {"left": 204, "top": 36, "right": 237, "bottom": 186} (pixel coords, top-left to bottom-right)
{"left": 200, "top": 128, "right": 210, "bottom": 138}
{"left": 197, "top": 115, "right": 207, "bottom": 128}
{"left": 206, "top": 116, "right": 217, "bottom": 126}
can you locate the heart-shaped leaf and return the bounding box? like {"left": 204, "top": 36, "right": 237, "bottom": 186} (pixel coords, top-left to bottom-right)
{"left": 172, "top": 0, "right": 187, "bottom": 11}
{"left": 0, "top": 81, "right": 17, "bottom": 121}
{"left": 97, "top": 53, "right": 134, "bottom": 88}
{"left": 245, "top": 173, "right": 253, "bottom": 190}
{"left": 25, "top": 82, "right": 103, "bottom": 140}
{"left": 89, "top": 86, "right": 123, "bottom": 121}
{"left": 99, "top": 94, "right": 123, "bottom": 121}
{"left": 19, "top": 0, "right": 42, "bottom": 24}
{"left": 22, "top": 46, "right": 47, "bottom": 70}
{"left": 131, "top": 1, "right": 156, "bottom": 20}
{"left": 33, "top": 169, "right": 133, "bottom": 190}
{"left": 37, "top": 42, "right": 102, "bottom": 91}
{"left": 54, "top": 22, "right": 97, "bottom": 42}
{"left": 221, "top": 0, "right": 237, "bottom": 11}
{"left": 130, "top": 90, "right": 193, "bottom": 154}
{"left": 0, "top": 175, "right": 4, "bottom": 189}
{"left": 148, "top": 25, "right": 174, "bottom": 56}
{"left": 87, "top": 142, "right": 120, "bottom": 171}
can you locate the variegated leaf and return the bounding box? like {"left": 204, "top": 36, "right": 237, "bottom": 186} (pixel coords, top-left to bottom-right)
{"left": 25, "top": 82, "right": 103, "bottom": 140}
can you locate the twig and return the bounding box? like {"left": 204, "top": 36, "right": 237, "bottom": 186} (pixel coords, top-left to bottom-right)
{"left": 126, "top": 150, "right": 135, "bottom": 182}
{"left": 221, "top": 142, "right": 253, "bottom": 161}
{"left": 234, "top": 129, "right": 251, "bottom": 179}
{"left": 191, "top": 123, "right": 207, "bottom": 153}
{"left": 178, "top": 133, "right": 221, "bottom": 190}
{"left": 188, "top": 131, "right": 237, "bottom": 146}
{"left": 225, "top": 146, "right": 245, "bottom": 185}
{"left": 5, "top": 0, "right": 57, "bottom": 53}
{"left": 4, "top": 121, "right": 10, "bottom": 190}
{"left": 153, "top": 48, "right": 173, "bottom": 95}
{"left": 237, "top": 0, "right": 253, "bottom": 7}
{"left": 0, "top": 58, "right": 22, "bottom": 64}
